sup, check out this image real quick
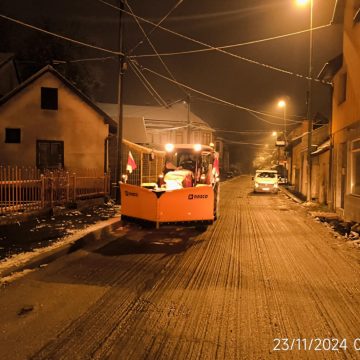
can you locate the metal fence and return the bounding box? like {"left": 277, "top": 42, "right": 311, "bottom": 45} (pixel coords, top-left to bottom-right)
{"left": 1, "top": 140, "right": 165, "bottom": 214}
{"left": 0, "top": 166, "right": 43, "bottom": 213}
{"left": 0, "top": 166, "right": 110, "bottom": 214}
{"left": 122, "top": 139, "right": 165, "bottom": 186}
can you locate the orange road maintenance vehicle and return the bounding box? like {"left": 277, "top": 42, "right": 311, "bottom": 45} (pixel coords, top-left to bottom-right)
{"left": 120, "top": 143, "right": 220, "bottom": 228}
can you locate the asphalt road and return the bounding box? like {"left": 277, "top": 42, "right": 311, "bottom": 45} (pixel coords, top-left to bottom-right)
{"left": 0, "top": 175, "right": 359, "bottom": 359}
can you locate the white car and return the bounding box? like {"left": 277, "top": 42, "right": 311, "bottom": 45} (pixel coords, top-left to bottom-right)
{"left": 253, "top": 169, "right": 279, "bottom": 194}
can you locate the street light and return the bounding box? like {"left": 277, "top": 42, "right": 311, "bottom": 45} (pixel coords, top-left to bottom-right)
{"left": 295, "top": 0, "right": 309, "bottom": 5}
{"left": 295, "top": 0, "right": 313, "bottom": 202}
{"left": 277, "top": 99, "right": 287, "bottom": 142}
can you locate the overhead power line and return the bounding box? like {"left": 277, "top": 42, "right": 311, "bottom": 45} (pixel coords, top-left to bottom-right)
{"left": 222, "top": 139, "right": 276, "bottom": 146}
{"left": 129, "top": 0, "right": 184, "bottom": 54}
{"left": 53, "top": 56, "right": 117, "bottom": 64}
{"left": 128, "top": 59, "right": 168, "bottom": 107}
{"left": 193, "top": 96, "right": 303, "bottom": 124}
{"left": 246, "top": 109, "right": 302, "bottom": 125}
{"left": 0, "top": 14, "right": 123, "bottom": 56}
{"left": 140, "top": 65, "right": 303, "bottom": 125}
{"left": 97, "top": 0, "right": 330, "bottom": 84}
{"left": 125, "top": 0, "right": 187, "bottom": 96}
{"left": 132, "top": 23, "right": 332, "bottom": 59}
{"left": 214, "top": 129, "right": 282, "bottom": 135}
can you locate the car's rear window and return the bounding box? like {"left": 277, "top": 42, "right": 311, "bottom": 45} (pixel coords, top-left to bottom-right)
{"left": 257, "top": 172, "right": 276, "bottom": 178}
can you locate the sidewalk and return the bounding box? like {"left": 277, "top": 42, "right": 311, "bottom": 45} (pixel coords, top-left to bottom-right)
{"left": 279, "top": 185, "right": 304, "bottom": 204}
{"left": 0, "top": 202, "right": 122, "bottom": 280}
{"left": 280, "top": 185, "right": 360, "bottom": 243}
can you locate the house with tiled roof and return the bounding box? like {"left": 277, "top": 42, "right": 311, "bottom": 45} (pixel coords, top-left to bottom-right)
{"left": 0, "top": 65, "right": 116, "bottom": 173}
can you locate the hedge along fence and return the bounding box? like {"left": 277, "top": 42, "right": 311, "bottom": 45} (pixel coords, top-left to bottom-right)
{"left": 121, "top": 139, "right": 165, "bottom": 186}
{"left": 0, "top": 166, "right": 110, "bottom": 214}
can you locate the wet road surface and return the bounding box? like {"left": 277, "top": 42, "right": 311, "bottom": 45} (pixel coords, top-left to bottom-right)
{"left": 0, "top": 175, "right": 359, "bottom": 359}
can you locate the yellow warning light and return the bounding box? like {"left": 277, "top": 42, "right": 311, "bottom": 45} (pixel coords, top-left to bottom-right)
{"left": 194, "top": 144, "right": 202, "bottom": 152}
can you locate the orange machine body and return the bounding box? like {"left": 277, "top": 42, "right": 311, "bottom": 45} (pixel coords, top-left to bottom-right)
{"left": 120, "top": 183, "right": 215, "bottom": 227}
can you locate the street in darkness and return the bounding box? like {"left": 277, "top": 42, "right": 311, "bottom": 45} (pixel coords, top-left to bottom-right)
{"left": 0, "top": 176, "right": 359, "bottom": 359}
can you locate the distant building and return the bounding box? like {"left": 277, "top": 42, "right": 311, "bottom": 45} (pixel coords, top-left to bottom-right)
{"left": 286, "top": 120, "right": 330, "bottom": 203}
{"left": 97, "top": 102, "right": 215, "bottom": 148}
{"left": 125, "top": 102, "right": 215, "bottom": 147}
{"left": 319, "top": 0, "right": 360, "bottom": 221}
{"left": 215, "top": 137, "right": 230, "bottom": 173}
{"left": 0, "top": 66, "right": 115, "bottom": 173}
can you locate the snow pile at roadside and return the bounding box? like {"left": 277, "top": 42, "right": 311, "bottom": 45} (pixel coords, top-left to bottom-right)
{"left": 0, "top": 217, "right": 119, "bottom": 278}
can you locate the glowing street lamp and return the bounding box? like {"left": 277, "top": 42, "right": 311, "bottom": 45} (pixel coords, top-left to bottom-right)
{"left": 296, "top": 0, "right": 309, "bottom": 6}
{"left": 278, "top": 100, "right": 286, "bottom": 108}
{"left": 277, "top": 99, "right": 287, "bottom": 141}
{"left": 295, "top": 0, "right": 313, "bottom": 201}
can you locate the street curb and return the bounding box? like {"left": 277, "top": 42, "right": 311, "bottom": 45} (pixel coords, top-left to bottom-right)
{"left": 0, "top": 217, "right": 121, "bottom": 279}
{"left": 279, "top": 186, "right": 303, "bottom": 204}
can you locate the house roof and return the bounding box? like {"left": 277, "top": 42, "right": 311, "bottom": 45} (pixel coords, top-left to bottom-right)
{"left": 97, "top": 102, "right": 148, "bottom": 143}
{"left": 124, "top": 103, "right": 214, "bottom": 131}
{"left": 317, "top": 54, "right": 343, "bottom": 81}
{"left": 311, "top": 139, "right": 331, "bottom": 156}
{"left": 0, "top": 65, "right": 117, "bottom": 132}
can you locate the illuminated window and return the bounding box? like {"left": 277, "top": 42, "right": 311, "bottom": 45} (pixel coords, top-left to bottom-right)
{"left": 5, "top": 128, "right": 21, "bottom": 143}
{"left": 351, "top": 139, "right": 360, "bottom": 195}
{"left": 41, "top": 87, "right": 58, "bottom": 110}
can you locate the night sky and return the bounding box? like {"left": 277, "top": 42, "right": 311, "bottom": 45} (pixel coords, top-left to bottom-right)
{"left": 0, "top": 0, "right": 343, "bottom": 169}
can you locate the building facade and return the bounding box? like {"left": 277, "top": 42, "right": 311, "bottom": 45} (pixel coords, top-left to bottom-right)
{"left": 328, "top": 0, "right": 360, "bottom": 221}
{"left": 0, "top": 66, "right": 115, "bottom": 173}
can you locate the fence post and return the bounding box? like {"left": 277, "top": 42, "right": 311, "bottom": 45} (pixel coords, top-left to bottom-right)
{"left": 41, "top": 174, "right": 45, "bottom": 208}
{"left": 66, "top": 171, "right": 70, "bottom": 203}
{"left": 73, "top": 173, "right": 77, "bottom": 201}
{"left": 140, "top": 152, "right": 143, "bottom": 185}
{"left": 50, "top": 172, "right": 54, "bottom": 208}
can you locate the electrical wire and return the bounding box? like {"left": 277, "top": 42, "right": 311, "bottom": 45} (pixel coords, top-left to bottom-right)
{"left": 214, "top": 129, "right": 281, "bottom": 134}
{"left": 246, "top": 109, "right": 303, "bottom": 125}
{"left": 97, "top": 0, "right": 330, "bottom": 83}
{"left": 193, "top": 96, "right": 303, "bottom": 123}
{"left": 132, "top": 23, "right": 332, "bottom": 58}
{"left": 125, "top": 0, "right": 188, "bottom": 96}
{"left": 53, "top": 56, "right": 117, "bottom": 64}
{"left": 0, "top": 14, "right": 123, "bottom": 56}
{"left": 128, "top": 59, "right": 168, "bottom": 107}
{"left": 129, "top": 0, "right": 184, "bottom": 54}
{"left": 221, "top": 139, "right": 276, "bottom": 146}
{"left": 141, "top": 65, "right": 305, "bottom": 126}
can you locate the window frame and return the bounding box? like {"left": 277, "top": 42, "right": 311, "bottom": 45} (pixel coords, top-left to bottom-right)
{"left": 351, "top": 138, "right": 360, "bottom": 196}
{"left": 41, "top": 87, "right": 58, "bottom": 110}
{"left": 5, "top": 128, "right": 21, "bottom": 143}
{"left": 36, "top": 140, "right": 64, "bottom": 169}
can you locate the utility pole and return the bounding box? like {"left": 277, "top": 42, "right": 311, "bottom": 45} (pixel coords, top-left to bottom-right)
{"left": 306, "top": 0, "right": 314, "bottom": 202}
{"left": 115, "top": 0, "right": 125, "bottom": 204}
{"left": 187, "top": 94, "right": 191, "bottom": 143}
